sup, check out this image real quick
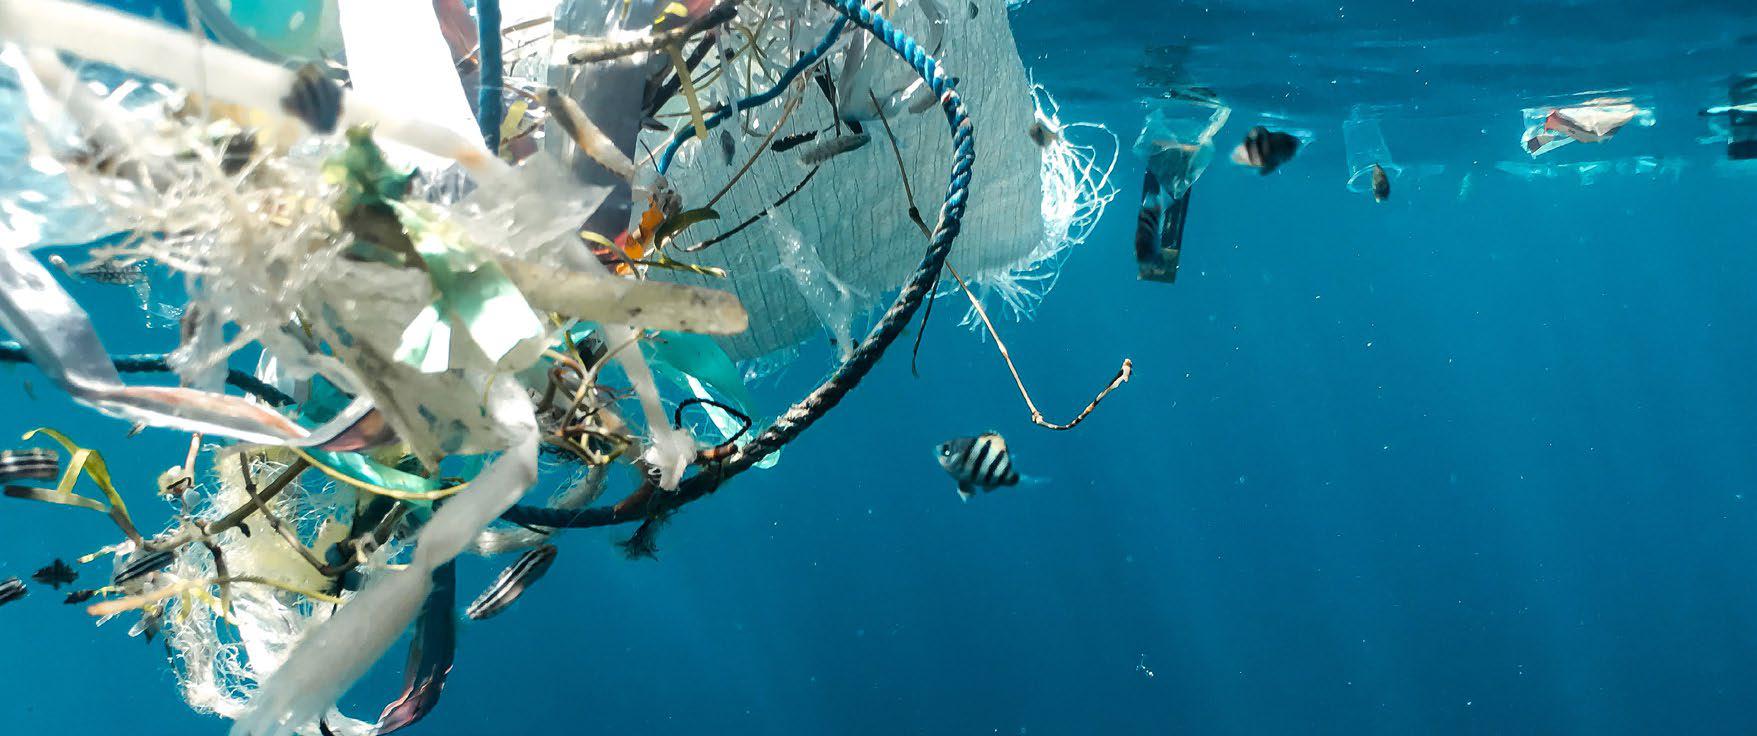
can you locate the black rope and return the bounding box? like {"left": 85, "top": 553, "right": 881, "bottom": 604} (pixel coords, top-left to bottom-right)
{"left": 0, "top": 340, "right": 296, "bottom": 406}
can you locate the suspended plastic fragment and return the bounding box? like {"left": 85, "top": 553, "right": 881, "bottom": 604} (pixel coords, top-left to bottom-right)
{"left": 1521, "top": 97, "right": 1653, "bottom": 158}
{"left": 1131, "top": 99, "right": 1226, "bottom": 283}
{"left": 766, "top": 213, "right": 862, "bottom": 362}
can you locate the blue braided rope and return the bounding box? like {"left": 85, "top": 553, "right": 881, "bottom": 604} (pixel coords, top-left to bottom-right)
{"left": 477, "top": 0, "right": 505, "bottom": 152}
{"left": 474, "top": 0, "right": 502, "bottom": 152}
{"left": 655, "top": 15, "right": 851, "bottom": 174}
{"left": 501, "top": 0, "right": 975, "bottom": 529}
{"left": 0, "top": 340, "right": 296, "bottom": 407}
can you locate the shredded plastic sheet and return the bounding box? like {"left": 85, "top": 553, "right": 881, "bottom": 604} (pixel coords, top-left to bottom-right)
{"left": 234, "top": 383, "right": 539, "bottom": 736}
{"left": 165, "top": 453, "right": 387, "bottom": 736}
{"left": 0, "top": 236, "right": 382, "bottom": 447}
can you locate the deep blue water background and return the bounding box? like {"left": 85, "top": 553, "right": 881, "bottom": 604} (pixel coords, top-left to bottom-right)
{"left": 8, "top": 1, "right": 1757, "bottom": 734}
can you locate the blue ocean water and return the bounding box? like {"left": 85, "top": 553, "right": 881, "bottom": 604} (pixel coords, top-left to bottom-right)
{"left": 6, "top": 1, "right": 1757, "bottom": 734}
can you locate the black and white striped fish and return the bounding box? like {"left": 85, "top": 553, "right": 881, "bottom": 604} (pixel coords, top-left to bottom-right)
{"left": 0, "top": 577, "right": 25, "bottom": 607}
{"left": 935, "top": 432, "right": 1021, "bottom": 501}
{"left": 0, "top": 448, "right": 60, "bottom": 484}
{"left": 1230, "top": 126, "right": 1300, "bottom": 174}
{"left": 112, "top": 549, "right": 175, "bottom": 588}
{"left": 465, "top": 544, "right": 558, "bottom": 620}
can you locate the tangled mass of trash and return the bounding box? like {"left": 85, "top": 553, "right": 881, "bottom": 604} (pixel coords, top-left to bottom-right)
{"left": 0, "top": 0, "right": 1119, "bottom": 734}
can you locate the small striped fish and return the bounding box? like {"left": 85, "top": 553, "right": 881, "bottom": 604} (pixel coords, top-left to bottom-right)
{"left": 112, "top": 549, "right": 175, "bottom": 588}
{"left": 936, "top": 432, "right": 1021, "bottom": 502}
{"left": 0, "top": 577, "right": 25, "bottom": 607}
{"left": 1371, "top": 163, "right": 1391, "bottom": 203}
{"left": 1230, "top": 126, "right": 1300, "bottom": 175}
{"left": 466, "top": 544, "right": 558, "bottom": 620}
{"left": 0, "top": 448, "right": 60, "bottom": 484}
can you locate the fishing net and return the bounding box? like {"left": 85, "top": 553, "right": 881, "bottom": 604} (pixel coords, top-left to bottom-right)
{"left": 638, "top": 0, "right": 1113, "bottom": 360}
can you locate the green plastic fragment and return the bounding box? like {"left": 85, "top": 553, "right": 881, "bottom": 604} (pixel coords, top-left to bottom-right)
{"left": 326, "top": 127, "right": 415, "bottom": 211}
{"left": 390, "top": 202, "right": 544, "bottom": 372}
{"left": 645, "top": 331, "right": 753, "bottom": 413}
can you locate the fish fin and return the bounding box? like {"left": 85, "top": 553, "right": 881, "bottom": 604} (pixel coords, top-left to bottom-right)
{"left": 957, "top": 482, "right": 974, "bottom": 502}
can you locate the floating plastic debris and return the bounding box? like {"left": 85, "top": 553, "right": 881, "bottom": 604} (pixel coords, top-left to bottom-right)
{"left": 1132, "top": 98, "right": 1228, "bottom": 283}
{"left": 1521, "top": 96, "right": 1653, "bottom": 157}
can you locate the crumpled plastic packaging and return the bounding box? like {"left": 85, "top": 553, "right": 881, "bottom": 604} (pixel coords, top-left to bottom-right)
{"left": 1521, "top": 97, "right": 1653, "bottom": 158}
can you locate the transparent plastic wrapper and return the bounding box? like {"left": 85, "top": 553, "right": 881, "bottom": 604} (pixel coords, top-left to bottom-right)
{"left": 1130, "top": 99, "right": 1228, "bottom": 283}
{"left": 1520, "top": 96, "right": 1654, "bottom": 158}
{"left": 1342, "top": 110, "right": 1401, "bottom": 193}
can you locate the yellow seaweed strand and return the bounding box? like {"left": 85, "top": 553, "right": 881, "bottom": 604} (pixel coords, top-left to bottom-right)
{"left": 21, "top": 427, "right": 144, "bottom": 542}
{"left": 288, "top": 447, "right": 470, "bottom": 502}
{"left": 667, "top": 42, "right": 711, "bottom": 142}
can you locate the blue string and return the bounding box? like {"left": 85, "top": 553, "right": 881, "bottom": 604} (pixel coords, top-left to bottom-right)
{"left": 655, "top": 16, "right": 850, "bottom": 175}
{"left": 476, "top": 0, "right": 504, "bottom": 152}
